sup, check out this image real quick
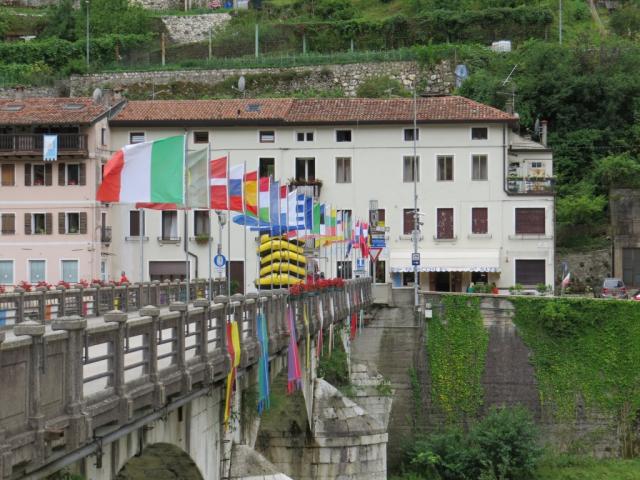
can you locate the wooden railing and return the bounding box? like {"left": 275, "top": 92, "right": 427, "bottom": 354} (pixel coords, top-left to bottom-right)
{"left": 0, "top": 134, "right": 88, "bottom": 155}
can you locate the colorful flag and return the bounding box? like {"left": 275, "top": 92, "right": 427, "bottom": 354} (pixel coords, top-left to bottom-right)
{"left": 287, "top": 189, "right": 297, "bottom": 230}
{"left": 313, "top": 203, "right": 321, "bottom": 236}
{"left": 229, "top": 164, "right": 244, "bottom": 212}
{"left": 296, "top": 194, "right": 306, "bottom": 237}
{"left": 244, "top": 170, "right": 257, "bottom": 216}
{"left": 280, "top": 185, "right": 288, "bottom": 227}
{"left": 320, "top": 204, "right": 326, "bottom": 238}
{"left": 97, "top": 135, "right": 184, "bottom": 203}
{"left": 259, "top": 177, "right": 270, "bottom": 222}
{"left": 210, "top": 156, "right": 227, "bottom": 210}
{"left": 186, "top": 148, "right": 209, "bottom": 209}
{"left": 336, "top": 210, "right": 343, "bottom": 240}
{"left": 305, "top": 196, "right": 313, "bottom": 236}
{"left": 270, "top": 180, "right": 280, "bottom": 226}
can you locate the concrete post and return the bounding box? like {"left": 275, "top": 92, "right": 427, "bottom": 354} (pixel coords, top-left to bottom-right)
{"left": 193, "top": 298, "right": 210, "bottom": 364}
{"left": 15, "top": 288, "right": 24, "bottom": 323}
{"left": 14, "top": 321, "right": 46, "bottom": 463}
{"left": 36, "top": 287, "right": 47, "bottom": 323}
{"left": 169, "top": 302, "right": 191, "bottom": 393}
{"left": 103, "top": 310, "right": 132, "bottom": 424}
{"left": 0, "top": 331, "right": 11, "bottom": 479}
{"left": 139, "top": 305, "right": 165, "bottom": 408}
{"left": 214, "top": 295, "right": 230, "bottom": 375}
{"left": 51, "top": 315, "right": 89, "bottom": 449}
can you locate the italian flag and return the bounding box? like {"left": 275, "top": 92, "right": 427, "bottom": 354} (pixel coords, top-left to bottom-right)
{"left": 97, "top": 136, "right": 185, "bottom": 203}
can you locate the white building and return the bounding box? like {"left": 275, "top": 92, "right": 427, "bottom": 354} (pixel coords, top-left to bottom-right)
{"left": 105, "top": 97, "right": 554, "bottom": 293}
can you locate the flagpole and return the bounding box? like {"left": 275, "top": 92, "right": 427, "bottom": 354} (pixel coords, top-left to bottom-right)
{"left": 139, "top": 207, "right": 144, "bottom": 283}
{"left": 183, "top": 134, "right": 190, "bottom": 302}
{"left": 257, "top": 166, "right": 261, "bottom": 295}
{"left": 208, "top": 143, "right": 213, "bottom": 299}
{"left": 243, "top": 161, "right": 247, "bottom": 296}
{"left": 226, "top": 151, "right": 231, "bottom": 297}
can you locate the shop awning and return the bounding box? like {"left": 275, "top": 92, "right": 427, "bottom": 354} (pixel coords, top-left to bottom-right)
{"left": 390, "top": 249, "right": 501, "bottom": 273}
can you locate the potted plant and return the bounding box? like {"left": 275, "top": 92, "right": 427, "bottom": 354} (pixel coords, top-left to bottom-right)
{"left": 195, "top": 233, "right": 210, "bottom": 245}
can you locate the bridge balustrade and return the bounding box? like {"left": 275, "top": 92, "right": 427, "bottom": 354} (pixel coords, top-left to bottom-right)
{"left": 0, "top": 278, "right": 372, "bottom": 479}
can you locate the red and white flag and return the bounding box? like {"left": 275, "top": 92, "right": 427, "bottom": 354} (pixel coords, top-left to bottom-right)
{"left": 561, "top": 272, "right": 571, "bottom": 288}
{"left": 210, "top": 156, "right": 227, "bottom": 210}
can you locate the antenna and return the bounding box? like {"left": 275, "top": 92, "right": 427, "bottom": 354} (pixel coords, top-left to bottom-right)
{"left": 502, "top": 64, "right": 518, "bottom": 86}
{"left": 237, "top": 76, "right": 246, "bottom": 92}
{"left": 92, "top": 87, "right": 103, "bottom": 104}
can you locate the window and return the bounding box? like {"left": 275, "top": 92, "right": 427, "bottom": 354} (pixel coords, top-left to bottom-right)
{"left": 437, "top": 155, "right": 454, "bottom": 181}
{"left": 193, "top": 131, "right": 209, "bottom": 144}
{"left": 29, "top": 260, "right": 45, "bottom": 283}
{"left": 259, "top": 158, "right": 275, "bottom": 178}
{"left": 336, "top": 157, "right": 352, "bottom": 183}
{"left": 370, "top": 209, "right": 385, "bottom": 230}
{"left": 295, "top": 158, "right": 315, "bottom": 181}
{"left": 471, "top": 127, "right": 488, "bottom": 140}
{"left": 403, "top": 208, "right": 418, "bottom": 235}
{"left": 515, "top": 208, "right": 545, "bottom": 235}
{"left": 336, "top": 130, "right": 352, "bottom": 142}
{"left": 0, "top": 260, "right": 13, "bottom": 285}
{"left": 437, "top": 208, "right": 454, "bottom": 239}
{"left": 472, "top": 207, "right": 488, "bottom": 234}
{"left": 1, "top": 164, "right": 14, "bottom": 186}
{"left": 337, "top": 261, "right": 352, "bottom": 279}
{"left": 531, "top": 161, "right": 543, "bottom": 169}
{"left": 26, "top": 213, "right": 51, "bottom": 235}
{"left": 194, "top": 210, "right": 210, "bottom": 236}
{"left": 59, "top": 212, "right": 86, "bottom": 234}
{"left": 1, "top": 213, "right": 15, "bottom": 235}
{"left": 296, "top": 131, "right": 314, "bottom": 142}
{"left": 61, "top": 260, "right": 79, "bottom": 283}
{"left": 58, "top": 163, "right": 84, "bottom": 186}
{"left": 100, "top": 260, "right": 107, "bottom": 282}
{"left": 515, "top": 259, "right": 545, "bottom": 286}
{"left": 161, "top": 210, "right": 178, "bottom": 240}
{"left": 129, "top": 132, "right": 145, "bottom": 144}
{"left": 25, "top": 163, "right": 52, "bottom": 186}
{"left": 472, "top": 154, "right": 488, "bottom": 180}
{"left": 259, "top": 130, "right": 275, "bottom": 143}
{"left": 101, "top": 128, "right": 107, "bottom": 146}
{"left": 370, "top": 260, "right": 386, "bottom": 283}
{"left": 404, "top": 128, "right": 419, "bottom": 141}
{"left": 403, "top": 156, "right": 419, "bottom": 183}
{"left": 129, "top": 210, "right": 145, "bottom": 237}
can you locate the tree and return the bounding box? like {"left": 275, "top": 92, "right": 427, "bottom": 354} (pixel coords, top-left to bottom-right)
{"left": 41, "top": 0, "right": 77, "bottom": 41}
{"left": 593, "top": 153, "right": 640, "bottom": 189}
{"left": 610, "top": 4, "right": 640, "bottom": 38}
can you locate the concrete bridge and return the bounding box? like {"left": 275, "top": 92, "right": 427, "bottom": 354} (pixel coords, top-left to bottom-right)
{"left": 0, "top": 278, "right": 389, "bottom": 480}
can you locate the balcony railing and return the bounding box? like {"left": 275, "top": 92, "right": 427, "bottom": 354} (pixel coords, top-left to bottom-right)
{"left": 506, "top": 177, "right": 554, "bottom": 195}
{"left": 288, "top": 181, "right": 322, "bottom": 199}
{"left": 0, "top": 134, "right": 88, "bottom": 156}
{"left": 101, "top": 226, "right": 112, "bottom": 243}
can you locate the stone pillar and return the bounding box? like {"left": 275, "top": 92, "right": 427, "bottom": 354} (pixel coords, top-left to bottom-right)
{"left": 193, "top": 298, "right": 210, "bottom": 364}
{"left": 14, "top": 288, "right": 24, "bottom": 323}
{"left": 0, "top": 331, "right": 12, "bottom": 479}
{"left": 103, "top": 310, "right": 132, "bottom": 424}
{"left": 13, "top": 321, "right": 46, "bottom": 464}
{"left": 213, "top": 295, "right": 231, "bottom": 378}
{"left": 51, "top": 315, "right": 89, "bottom": 449}
{"left": 169, "top": 302, "right": 191, "bottom": 393}
{"left": 139, "top": 306, "right": 165, "bottom": 408}
{"left": 36, "top": 287, "right": 47, "bottom": 322}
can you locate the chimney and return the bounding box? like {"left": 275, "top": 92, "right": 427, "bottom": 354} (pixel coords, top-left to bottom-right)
{"left": 113, "top": 88, "right": 123, "bottom": 102}
{"left": 541, "top": 120, "right": 548, "bottom": 147}
{"left": 14, "top": 85, "right": 25, "bottom": 102}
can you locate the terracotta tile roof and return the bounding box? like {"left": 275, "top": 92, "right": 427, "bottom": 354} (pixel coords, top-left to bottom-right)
{"left": 0, "top": 97, "right": 111, "bottom": 125}
{"left": 111, "top": 96, "right": 516, "bottom": 125}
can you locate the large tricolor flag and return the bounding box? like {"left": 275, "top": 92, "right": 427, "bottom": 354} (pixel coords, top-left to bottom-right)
{"left": 259, "top": 177, "right": 270, "bottom": 223}
{"left": 229, "top": 164, "right": 244, "bottom": 212}
{"left": 280, "top": 185, "right": 288, "bottom": 227}
{"left": 270, "top": 180, "right": 280, "bottom": 226}
{"left": 97, "top": 136, "right": 185, "bottom": 204}
{"left": 210, "top": 156, "right": 227, "bottom": 210}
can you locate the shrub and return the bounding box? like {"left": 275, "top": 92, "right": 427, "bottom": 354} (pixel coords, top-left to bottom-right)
{"left": 356, "top": 75, "right": 409, "bottom": 98}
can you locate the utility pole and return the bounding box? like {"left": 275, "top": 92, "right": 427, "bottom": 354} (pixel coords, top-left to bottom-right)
{"left": 85, "top": 0, "right": 90, "bottom": 68}
{"left": 412, "top": 87, "right": 420, "bottom": 310}
{"left": 559, "top": 0, "right": 563, "bottom": 45}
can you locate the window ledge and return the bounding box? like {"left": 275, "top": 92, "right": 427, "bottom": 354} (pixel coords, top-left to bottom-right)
{"left": 158, "top": 236, "right": 181, "bottom": 244}
{"left": 398, "top": 234, "right": 424, "bottom": 241}
{"left": 125, "top": 236, "right": 149, "bottom": 242}
{"left": 468, "top": 233, "right": 492, "bottom": 239}
{"left": 189, "top": 236, "right": 213, "bottom": 242}
{"left": 509, "top": 234, "right": 553, "bottom": 240}
{"left": 433, "top": 236, "right": 458, "bottom": 242}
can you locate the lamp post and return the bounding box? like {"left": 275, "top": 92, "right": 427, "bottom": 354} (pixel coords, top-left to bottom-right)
{"left": 412, "top": 87, "right": 420, "bottom": 311}
{"left": 85, "top": 0, "right": 90, "bottom": 68}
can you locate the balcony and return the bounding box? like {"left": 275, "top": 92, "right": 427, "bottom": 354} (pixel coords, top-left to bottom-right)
{"left": 101, "top": 226, "right": 112, "bottom": 244}
{"left": 506, "top": 177, "right": 554, "bottom": 196}
{"left": 288, "top": 179, "right": 322, "bottom": 199}
{"left": 0, "top": 134, "right": 88, "bottom": 157}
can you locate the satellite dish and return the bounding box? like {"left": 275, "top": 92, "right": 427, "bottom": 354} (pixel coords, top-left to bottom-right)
{"left": 237, "top": 76, "right": 246, "bottom": 92}
{"left": 92, "top": 87, "right": 103, "bottom": 104}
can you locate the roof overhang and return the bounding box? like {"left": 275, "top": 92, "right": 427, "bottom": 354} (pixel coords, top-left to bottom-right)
{"left": 390, "top": 249, "right": 501, "bottom": 273}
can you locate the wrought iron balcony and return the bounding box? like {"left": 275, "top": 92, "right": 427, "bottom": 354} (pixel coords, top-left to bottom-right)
{"left": 0, "top": 134, "right": 88, "bottom": 157}
{"left": 506, "top": 177, "right": 554, "bottom": 195}
{"left": 288, "top": 180, "right": 322, "bottom": 199}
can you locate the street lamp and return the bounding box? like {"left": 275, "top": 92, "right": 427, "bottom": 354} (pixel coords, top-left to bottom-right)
{"left": 412, "top": 87, "right": 420, "bottom": 311}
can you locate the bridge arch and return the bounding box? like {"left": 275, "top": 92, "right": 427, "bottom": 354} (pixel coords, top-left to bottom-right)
{"left": 116, "top": 443, "right": 204, "bottom": 480}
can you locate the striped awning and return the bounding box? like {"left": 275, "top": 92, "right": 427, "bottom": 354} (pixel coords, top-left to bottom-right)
{"left": 390, "top": 249, "right": 501, "bottom": 273}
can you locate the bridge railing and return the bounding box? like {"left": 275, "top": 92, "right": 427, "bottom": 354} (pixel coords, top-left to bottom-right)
{"left": 0, "top": 278, "right": 372, "bottom": 479}
{"left": 0, "top": 279, "right": 227, "bottom": 328}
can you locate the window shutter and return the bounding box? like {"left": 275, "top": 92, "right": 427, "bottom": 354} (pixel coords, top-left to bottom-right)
{"left": 58, "top": 212, "right": 66, "bottom": 234}
{"left": 24, "top": 213, "right": 31, "bottom": 235}
{"left": 79, "top": 212, "right": 87, "bottom": 234}
{"left": 472, "top": 208, "right": 488, "bottom": 234}
{"left": 515, "top": 259, "right": 545, "bottom": 285}
{"left": 44, "top": 164, "right": 52, "bottom": 186}
{"left": 437, "top": 208, "right": 454, "bottom": 239}
{"left": 79, "top": 163, "right": 86, "bottom": 186}
{"left": 58, "top": 163, "right": 66, "bottom": 186}
{"left": 1, "top": 214, "right": 15, "bottom": 235}
{"left": 45, "top": 213, "right": 53, "bottom": 234}
{"left": 24, "top": 163, "right": 31, "bottom": 186}
{"left": 515, "top": 208, "right": 545, "bottom": 234}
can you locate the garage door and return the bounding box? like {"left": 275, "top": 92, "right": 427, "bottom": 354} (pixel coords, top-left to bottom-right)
{"left": 515, "top": 259, "right": 545, "bottom": 286}
{"left": 622, "top": 248, "right": 640, "bottom": 287}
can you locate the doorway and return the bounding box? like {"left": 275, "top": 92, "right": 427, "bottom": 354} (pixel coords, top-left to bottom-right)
{"left": 434, "top": 272, "right": 451, "bottom": 292}
{"left": 228, "top": 260, "right": 245, "bottom": 294}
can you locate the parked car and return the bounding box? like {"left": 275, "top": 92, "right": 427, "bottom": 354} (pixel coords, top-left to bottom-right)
{"left": 600, "top": 278, "right": 628, "bottom": 299}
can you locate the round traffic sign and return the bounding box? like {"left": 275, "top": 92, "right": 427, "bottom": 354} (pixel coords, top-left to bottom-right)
{"left": 213, "top": 254, "right": 227, "bottom": 268}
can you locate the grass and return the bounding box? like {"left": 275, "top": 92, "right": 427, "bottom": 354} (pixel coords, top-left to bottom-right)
{"left": 150, "top": 7, "right": 231, "bottom": 16}
{"left": 536, "top": 455, "right": 640, "bottom": 480}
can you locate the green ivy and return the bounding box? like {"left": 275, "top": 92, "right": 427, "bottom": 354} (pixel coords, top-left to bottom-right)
{"left": 511, "top": 297, "right": 640, "bottom": 456}
{"left": 426, "top": 295, "right": 489, "bottom": 425}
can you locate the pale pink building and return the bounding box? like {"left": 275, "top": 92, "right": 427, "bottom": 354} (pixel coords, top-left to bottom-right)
{"left": 0, "top": 96, "right": 124, "bottom": 288}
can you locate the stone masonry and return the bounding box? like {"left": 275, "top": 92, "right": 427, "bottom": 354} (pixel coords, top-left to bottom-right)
{"left": 69, "top": 61, "right": 455, "bottom": 98}
{"left": 161, "top": 13, "right": 231, "bottom": 44}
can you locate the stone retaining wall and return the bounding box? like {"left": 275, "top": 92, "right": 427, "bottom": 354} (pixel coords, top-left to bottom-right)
{"left": 161, "top": 13, "right": 231, "bottom": 44}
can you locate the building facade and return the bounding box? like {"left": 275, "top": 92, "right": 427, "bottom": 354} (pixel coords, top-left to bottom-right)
{"left": 0, "top": 96, "right": 122, "bottom": 287}
{"left": 106, "top": 97, "right": 554, "bottom": 293}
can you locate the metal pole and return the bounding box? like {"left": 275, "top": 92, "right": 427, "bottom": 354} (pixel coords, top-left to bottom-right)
{"left": 208, "top": 27, "right": 212, "bottom": 61}
{"left": 208, "top": 144, "right": 212, "bottom": 299}
{"left": 85, "top": 0, "right": 90, "bottom": 68}
{"left": 139, "top": 209, "right": 144, "bottom": 283}
{"left": 255, "top": 23, "right": 259, "bottom": 58}
{"left": 559, "top": 0, "right": 563, "bottom": 45}
{"left": 226, "top": 152, "right": 231, "bottom": 297}
{"left": 184, "top": 135, "right": 190, "bottom": 301}
{"left": 243, "top": 161, "right": 247, "bottom": 295}
{"left": 412, "top": 87, "right": 419, "bottom": 309}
